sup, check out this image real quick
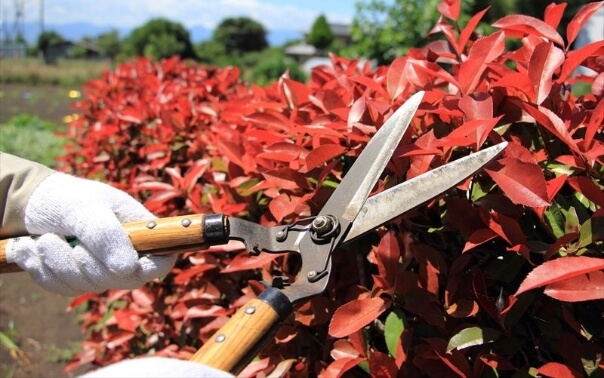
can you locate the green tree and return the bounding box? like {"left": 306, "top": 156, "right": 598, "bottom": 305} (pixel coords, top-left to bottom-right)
{"left": 97, "top": 30, "right": 121, "bottom": 62}
{"left": 195, "top": 40, "right": 226, "bottom": 64}
{"left": 307, "top": 14, "right": 333, "bottom": 50}
{"left": 36, "top": 30, "right": 66, "bottom": 64}
{"left": 123, "top": 18, "right": 195, "bottom": 60}
{"left": 213, "top": 17, "right": 268, "bottom": 55}
{"left": 350, "top": 0, "right": 443, "bottom": 64}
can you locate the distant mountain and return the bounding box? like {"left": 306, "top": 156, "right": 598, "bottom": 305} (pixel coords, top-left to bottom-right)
{"left": 18, "top": 22, "right": 303, "bottom": 47}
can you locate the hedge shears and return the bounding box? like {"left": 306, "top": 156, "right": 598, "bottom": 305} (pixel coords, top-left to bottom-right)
{"left": 0, "top": 91, "right": 506, "bottom": 374}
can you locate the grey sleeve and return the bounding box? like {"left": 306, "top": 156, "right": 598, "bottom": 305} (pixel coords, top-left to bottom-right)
{"left": 0, "top": 152, "right": 55, "bottom": 237}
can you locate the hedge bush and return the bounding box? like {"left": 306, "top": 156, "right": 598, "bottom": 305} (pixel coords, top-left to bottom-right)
{"left": 60, "top": 1, "right": 603, "bottom": 376}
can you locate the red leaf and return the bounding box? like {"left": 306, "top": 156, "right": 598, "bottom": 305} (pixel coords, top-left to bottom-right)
{"left": 117, "top": 107, "right": 143, "bottom": 124}
{"left": 515, "top": 256, "right": 604, "bottom": 296}
{"left": 106, "top": 331, "right": 134, "bottom": 349}
{"left": 329, "top": 297, "right": 390, "bottom": 338}
{"left": 544, "top": 3, "right": 567, "bottom": 29}
{"left": 493, "top": 15, "right": 564, "bottom": 47}
{"left": 221, "top": 251, "right": 285, "bottom": 273}
{"left": 113, "top": 310, "right": 139, "bottom": 332}
{"left": 558, "top": 40, "right": 604, "bottom": 83}
{"left": 319, "top": 357, "right": 366, "bottom": 378}
{"left": 483, "top": 210, "right": 527, "bottom": 246}
{"left": 463, "top": 228, "right": 497, "bottom": 253}
{"left": 269, "top": 193, "right": 297, "bottom": 222}
{"left": 459, "top": 7, "right": 490, "bottom": 53}
{"left": 174, "top": 264, "right": 216, "bottom": 285}
{"left": 566, "top": 1, "right": 604, "bottom": 45}
{"left": 544, "top": 271, "right": 604, "bottom": 302}
{"left": 443, "top": 117, "right": 500, "bottom": 150}
{"left": 537, "top": 362, "right": 582, "bottom": 378}
{"left": 375, "top": 231, "right": 401, "bottom": 290}
{"left": 545, "top": 175, "right": 568, "bottom": 202}
{"left": 437, "top": 0, "right": 461, "bottom": 21}
{"left": 305, "top": 144, "right": 346, "bottom": 170}
{"left": 521, "top": 104, "right": 578, "bottom": 153}
{"left": 485, "top": 158, "right": 549, "bottom": 207}
{"left": 458, "top": 32, "right": 505, "bottom": 94}
{"left": 281, "top": 78, "right": 311, "bottom": 107}
{"left": 585, "top": 98, "right": 604, "bottom": 148}
{"left": 68, "top": 293, "right": 97, "bottom": 310}
{"left": 369, "top": 351, "right": 398, "bottom": 378}
{"left": 528, "top": 42, "right": 565, "bottom": 104}
{"left": 458, "top": 94, "right": 493, "bottom": 121}
{"left": 567, "top": 176, "right": 604, "bottom": 208}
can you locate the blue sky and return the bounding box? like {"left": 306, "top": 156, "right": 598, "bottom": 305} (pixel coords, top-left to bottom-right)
{"left": 3, "top": 0, "right": 362, "bottom": 31}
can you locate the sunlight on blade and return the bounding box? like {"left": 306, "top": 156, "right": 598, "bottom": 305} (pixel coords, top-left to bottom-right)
{"left": 344, "top": 142, "right": 508, "bottom": 242}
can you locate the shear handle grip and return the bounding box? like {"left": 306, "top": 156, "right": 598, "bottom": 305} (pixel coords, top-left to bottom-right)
{"left": 190, "top": 287, "right": 292, "bottom": 374}
{"left": 0, "top": 214, "right": 229, "bottom": 274}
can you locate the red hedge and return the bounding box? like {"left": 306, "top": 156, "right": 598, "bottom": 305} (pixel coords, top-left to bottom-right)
{"left": 60, "top": 2, "right": 603, "bottom": 376}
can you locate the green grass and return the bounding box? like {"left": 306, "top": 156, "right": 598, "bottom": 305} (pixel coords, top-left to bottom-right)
{"left": 0, "top": 57, "right": 110, "bottom": 87}
{"left": 0, "top": 114, "right": 67, "bottom": 167}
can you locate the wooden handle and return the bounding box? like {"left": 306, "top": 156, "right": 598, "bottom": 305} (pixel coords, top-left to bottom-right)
{"left": 0, "top": 214, "right": 229, "bottom": 274}
{"left": 190, "top": 287, "right": 292, "bottom": 374}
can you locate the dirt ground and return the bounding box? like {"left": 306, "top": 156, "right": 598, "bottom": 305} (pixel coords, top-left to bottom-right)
{"left": 0, "top": 84, "right": 83, "bottom": 377}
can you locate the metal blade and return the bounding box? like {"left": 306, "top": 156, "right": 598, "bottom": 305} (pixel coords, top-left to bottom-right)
{"left": 344, "top": 142, "right": 507, "bottom": 242}
{"left": 318, "top": 91, "right": 425, "bottom": 224}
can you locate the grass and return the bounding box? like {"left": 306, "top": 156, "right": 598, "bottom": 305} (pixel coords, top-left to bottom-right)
{"left": 0, "top": 114, "right": 68, "bottom": 168}
{"left": 0, "top": 57, "right": 111, "bottom": 87}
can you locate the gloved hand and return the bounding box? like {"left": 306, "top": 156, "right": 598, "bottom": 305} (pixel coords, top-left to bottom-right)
{"left": 80, "top": 356, "right": 234, "bottom": 377}
{"left": 6, "top": 172, "right": 176, "bottom": 296}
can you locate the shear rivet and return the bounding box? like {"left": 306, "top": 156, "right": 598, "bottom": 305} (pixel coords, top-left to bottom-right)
{"left": 307, "top": 270, "right": 317, "bottom": 279}
{"left": 245, "top": 306, "right": 256, "bottom": 314}
{"left": 276, "top": 230, "right": 286, "bottom": 242}
{"left": 215, "top": 334, "right": 226, "bottom": 343}
{"left": 146, "top": 221, "right": 157, "bottom": 229}
{"left": 181, "top": 218, "right": 191, "bottom": 227}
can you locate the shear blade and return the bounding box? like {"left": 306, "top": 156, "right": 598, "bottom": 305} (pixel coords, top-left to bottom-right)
{"left": 318, "top": 91, "right": 425, "bottom": 227}
{"left": 344, "top": 142, "right": 508, "bottom": 242}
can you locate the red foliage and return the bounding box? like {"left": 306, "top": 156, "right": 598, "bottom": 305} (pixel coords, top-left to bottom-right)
{"left": 60, "top": 2, "right": 603, "bottom": 376}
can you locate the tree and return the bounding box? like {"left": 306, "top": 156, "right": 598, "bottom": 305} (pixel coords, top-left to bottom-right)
{"left": 97, "top": 30, "right": 121, "bottom": 63}
{"left": 307, "top": 14, "right": 333, "bottom": 50}
{"left": 36, "top": 30, "right": 65, "bottom": 64}
{"left": 123, "top": 18, "right": 195, "bottom": 60}
{"left": 350, "top": 0, "right": 442, "bottom": 64}
{"left": 213, "top": 17, "right": 268, "bottom": 55}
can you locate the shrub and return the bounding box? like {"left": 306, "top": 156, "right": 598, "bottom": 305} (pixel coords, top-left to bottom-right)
{"left": 61, "top": 2, "right": 603, "bottom": 376}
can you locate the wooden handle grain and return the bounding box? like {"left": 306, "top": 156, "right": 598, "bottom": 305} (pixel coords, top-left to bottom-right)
{"left": 0, "top": 214, "right": 229, "bottom": 274}
{"left": 190, "top": 288, "right": 292, "bottom": 374}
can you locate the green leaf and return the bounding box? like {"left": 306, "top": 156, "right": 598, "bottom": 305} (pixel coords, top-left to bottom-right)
{"left": 446, "top": 326, "right": 502, "bottom": 353}
{"left": 0, "top": 331, "right": 20, "bottom": 352}
{"left": 565, "top": 207, "right": 580, "bottom": 234}
{"left": 544, "top": 203, "right": 566, "bottom": 238}
{"left": 578, "top": 216, "right": 604, "bottom": 249}
{"left": 384, "top": 309, "right": 406, "bottom": 357}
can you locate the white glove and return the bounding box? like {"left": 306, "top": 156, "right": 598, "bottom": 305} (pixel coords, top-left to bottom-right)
{"left": 6, "top": 172, "right": 176, "bottom": 296}
{"left": 80, "top": 357, "right": 234, "bottom": 377}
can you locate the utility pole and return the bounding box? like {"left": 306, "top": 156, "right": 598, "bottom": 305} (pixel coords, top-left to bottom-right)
{"left": 40, "top": 0, "right": 44, "bottom": 33}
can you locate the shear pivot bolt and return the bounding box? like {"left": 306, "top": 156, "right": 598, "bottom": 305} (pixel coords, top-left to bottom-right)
{"left": 307, "top": 270, "right": 317, "bottom": 279}
{"left": 276, "top": 230, "right": 286, "bottom": 242}
{"left": 312, "top": 216, "right": 332, "bottom": 235}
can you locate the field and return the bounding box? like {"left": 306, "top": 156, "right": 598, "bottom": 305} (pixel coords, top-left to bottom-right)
{"left": 0, "top": 82, "right": 83, "bottom": 378}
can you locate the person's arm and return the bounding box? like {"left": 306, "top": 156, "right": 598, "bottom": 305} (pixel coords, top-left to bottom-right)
{"left": 0, "top": 152, "right": 54, "bottom": 238}
{"left": 0, "top": 152, "right": 177, "bottom": 296}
